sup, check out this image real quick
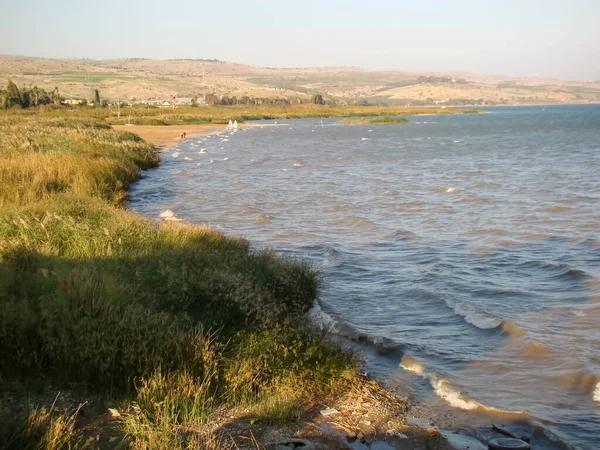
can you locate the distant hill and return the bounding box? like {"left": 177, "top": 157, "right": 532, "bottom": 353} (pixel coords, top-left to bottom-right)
{"left": 1, "top": 55, "right": 599, "bottom": 106}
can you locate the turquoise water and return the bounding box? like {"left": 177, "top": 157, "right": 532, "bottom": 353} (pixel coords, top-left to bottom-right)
{"left": 130, "top": 105, "right": 600, "bottom": 449}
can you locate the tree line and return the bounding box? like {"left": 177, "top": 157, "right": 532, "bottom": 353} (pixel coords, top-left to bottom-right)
{"left": 0, "top": 80, "right": 62, "bottom": 109}
{"left": 200, "top": 93, "right": 328, "bottom": 107}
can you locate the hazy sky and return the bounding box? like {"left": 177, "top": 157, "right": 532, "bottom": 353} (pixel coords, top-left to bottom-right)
{"left": 1, "top": 0, "right": 599, "bottom": 80}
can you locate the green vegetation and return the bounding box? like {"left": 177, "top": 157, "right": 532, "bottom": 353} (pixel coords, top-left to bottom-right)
{"left": 337, "top": 116, "right": 409, "bottom": 125}
{"left": 0, "top": 112, "right": 358, "bottom": 448}
{"left": 0, "top": 81, "right": 62, "bottom": 109}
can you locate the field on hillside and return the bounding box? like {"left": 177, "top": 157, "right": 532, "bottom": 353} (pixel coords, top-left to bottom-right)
{"left": 2, "top": 55, "right": 599, "bottom": 106}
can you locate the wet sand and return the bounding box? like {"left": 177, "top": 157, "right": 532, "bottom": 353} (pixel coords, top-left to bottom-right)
{"left": 112, "top": 123, "right": 269, "bottom": 151}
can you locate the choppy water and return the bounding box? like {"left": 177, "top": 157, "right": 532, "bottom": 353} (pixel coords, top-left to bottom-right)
{"left": 130, "top": 105, "right": 600, "bottom": 449}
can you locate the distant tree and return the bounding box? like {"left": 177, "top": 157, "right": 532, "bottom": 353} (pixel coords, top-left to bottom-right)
{"left": 51, "top": 87, "right": 62, "bottom": 105}
{"left": 5, "top": 80, "right": 23, "bottom": 108}
{"left": 93, "top": 89, "right": 101, "bottom": 107}
{"left": 239, "top": 95, "right": 250, "bottom": 105}
{"left": 311, "top": 94, "right": 325, "bottom": 105}
{"left": 205, "top": 93, "right": 219, "bottom": 106}
{"left": 190, "top": 96, "right": 199, "bottom": 107}
{"left": 79, "top": 98, "right": 88, "bottom": 107}
{"left": 100, "top": 99, "right": 109, "bottom": 108}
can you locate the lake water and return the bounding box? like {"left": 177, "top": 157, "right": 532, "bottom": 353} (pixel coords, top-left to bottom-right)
{"left": 130, "top": 105, "right": 600, "bottom": 449}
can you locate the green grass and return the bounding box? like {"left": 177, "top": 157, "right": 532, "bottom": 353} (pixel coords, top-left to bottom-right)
{"left": 0, "top": 112, "right": 358, "bottom": 448}
{"left": 2, "top": 103, "right": 478, "bottom": 127}
{"left": 337, "top": 116, "right": 409, "bottom": 124}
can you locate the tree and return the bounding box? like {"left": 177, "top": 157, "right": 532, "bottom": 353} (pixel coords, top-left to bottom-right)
{"left": 205, "top": 93, "right": 219, "bottom": 106}
{"left": 93, "top": 89, "right": 101, "bottom": 107}
{"left": 51, "top": 87, "right": 62, "bottom": 105}
{"left": 312, "top": 94, "right": 325, "bottom": 105}
{"left": 190, "top": 96, "right": 198, "bottom": 107}
{"left": 79, "top": 98, "right": 88, "bottom": 107}
{"left": 100, "top": 99, "right": 109, "bottom": 108}
{"left": 5, "top": 80, "right": 23, "bottom": 108}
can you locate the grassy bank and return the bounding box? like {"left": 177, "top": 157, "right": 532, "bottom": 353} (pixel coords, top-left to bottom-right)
{"left": 0, "top": 113, "right": 357, "bottom": 449}
{"left": 337, "top": 116, "right": 409, "bottom": 125}
{"left": 4, "top": 103, "right": 478, "bottom": 127}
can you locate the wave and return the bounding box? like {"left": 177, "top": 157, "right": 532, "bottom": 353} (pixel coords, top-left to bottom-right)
{"left": 447, "top": 301, "right": 525, "bottom": 337}
{"left": 323, "top": 246, "right": 344, "bottom": 267}
{"left": 254, "top": 213, "right": 273, "bottom": 224}
{"left": 520, "top": 341, "right": 551, "bottom": 361}
{"left": 339, "top": 216, "right": 378, "bottom": 231}
{"left": 436, "top": 186, "right": 460, "bottom": 193}
{"left": 540, "top": 205, "right": 573, "bottom": 213}
{"left": 308, "top": 303, "right": 338, "bottom": 332}
{"left": 308, "top": 303, "right": 403, "bottom": 356}
{"left": 553, "top": 373, "right": 600, "bottom": 396}
{"left": 400, "top": 356, "right": 525, "bottom": 415}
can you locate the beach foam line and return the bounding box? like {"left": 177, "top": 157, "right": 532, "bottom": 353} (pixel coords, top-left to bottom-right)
{"left": 400, "top": 356, "right": 525, "bottom": 415}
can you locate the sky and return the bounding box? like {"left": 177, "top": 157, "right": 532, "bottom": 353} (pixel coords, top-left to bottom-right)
{"left": 1, "top": 0, "right": 599, "bottom": 80}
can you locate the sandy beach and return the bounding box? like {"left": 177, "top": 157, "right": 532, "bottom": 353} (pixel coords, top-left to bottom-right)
{"left": 112, "top": 123, "right": 269, "bottom": 151}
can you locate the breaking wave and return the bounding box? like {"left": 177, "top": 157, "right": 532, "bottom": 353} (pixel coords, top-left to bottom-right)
{"left": 400, "top": 356, "right": 524, "bottom": 415}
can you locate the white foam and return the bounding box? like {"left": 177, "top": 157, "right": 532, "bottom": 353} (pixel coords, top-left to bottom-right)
{"left": 293, "top": 163, "right": 304, "bottom": 167}
{"left": 594, "top": 382, "right": 600, "bottom": 402}
{"left": 159, "top": 209, "right": 175, "bottom": 218}
{"left": 308, "top": 303, "right": 338, "bottom": 332}
{"left": 172, "top": 151, "right": 180, "bottom": 158}
{"left": 400, "top": 356, "right": 523, "bottom": 414}
{"left": 462, "top": 310, "right": 503, "bottom": 329}
{"left": 448, "top": 301, "right": 503, "bottom": 330}
{"left": 223, "top": 157, "right": 230, "bottom": 161}
{"left": 210, "top": 160, "right": 215, "bottom": 164}
{"left": 197, "top": 163, "right": 202, "bottom": 167}
{"left": 446, "top": 187, "right": 456, "bottom": 193}
{"left": 361, "top": 137, "right": 369, "bottom": 141}
{"left": 184, "top": 157, "right": 193, "bottom": 161}
{"left": 199, "top": 149, "right": 207, "bottom": 153}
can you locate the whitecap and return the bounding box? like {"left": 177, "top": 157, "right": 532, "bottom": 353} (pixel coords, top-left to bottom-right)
{"left": 210, "top": 160, "right": 215, "bottom": 164}
{"left": 172, "top": 151, "right": 181, "bottom": 158}
{"left": 159, "top": 209, "right": 175, "bottom": 218}
{"left": 199, "top": 149, "right": 207, "bottom": 153}
{"left": 446, "top": 187, "right": 457, "bottom": 193}
{"left": 197, "top": 163, "right": 202, "bottom": 167}
{"left": 361, "top": 137, "right": 369, "bottom": 141}
{"left": 594, "top": 382, "right": 600, "bottom": 402}
{"left": 184, "top": 157, "right": 193, "bottom": 161}
{"left": 223, "top": 157, "right": 230, "bottom": 161}
{"left": 282, "top": 168, "right": 288, "bottom": 172}
{"left": 293, "top": 163, "right": 304, "bottom": 167}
